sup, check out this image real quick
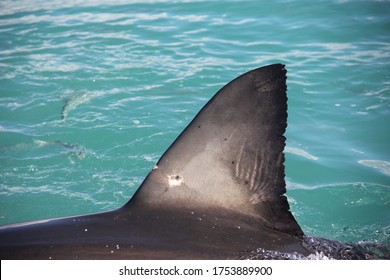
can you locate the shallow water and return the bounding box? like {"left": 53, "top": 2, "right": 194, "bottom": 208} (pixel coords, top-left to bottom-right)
{"left": 0, "top": 0, "right": 389, "bottom": 244}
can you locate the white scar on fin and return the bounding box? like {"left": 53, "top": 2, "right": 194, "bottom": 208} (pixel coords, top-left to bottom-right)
{"left": 158, "top": 174, "right": 184, "bottom": 197}
{"left": 150, "top": 165, "right": 184, "bottom": 195}
{"left": 168, "top": 174, "right": 184, "bottom": 187}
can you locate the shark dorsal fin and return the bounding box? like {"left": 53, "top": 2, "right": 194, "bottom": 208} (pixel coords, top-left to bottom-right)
{"left": 125, "top": 64, "right": 302, "bottom": 236}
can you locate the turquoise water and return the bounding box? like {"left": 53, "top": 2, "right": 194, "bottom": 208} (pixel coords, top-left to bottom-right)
{"left": 0, "top": 0, "right": 389, "bottom": 245}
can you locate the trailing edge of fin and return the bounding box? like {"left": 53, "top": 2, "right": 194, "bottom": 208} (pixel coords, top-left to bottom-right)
{"left": 125, "top": 64, "right": 303, "bottom": 236}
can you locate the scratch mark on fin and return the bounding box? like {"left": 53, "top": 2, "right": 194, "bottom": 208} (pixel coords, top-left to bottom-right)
{"left": 250, "top": 148, "right": 259, "bottom": 190}
{"left": 235, "top": 137, "right": 246, "bottom": 178}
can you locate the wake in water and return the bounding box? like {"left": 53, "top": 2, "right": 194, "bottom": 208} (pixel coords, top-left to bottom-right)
{"left": 0, "top": 139, "right": 87, "bottom": 162}
{"left": 34, "top": 140, "right": 87, "bottom": 161}
{"left": 61, "top": 93, "right": 93, "bottom": 120}
{"left": 239, "top": 236, "right": 390, "bottom": 260}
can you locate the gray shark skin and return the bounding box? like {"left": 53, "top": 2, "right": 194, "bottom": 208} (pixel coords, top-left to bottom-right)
{"left": 0, "top": 64, "right": 386, "bottom": 260}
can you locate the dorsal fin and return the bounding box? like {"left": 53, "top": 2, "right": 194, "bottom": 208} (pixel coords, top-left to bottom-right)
{"left": 124, "top": 64, "right": 302, "bottom": 236}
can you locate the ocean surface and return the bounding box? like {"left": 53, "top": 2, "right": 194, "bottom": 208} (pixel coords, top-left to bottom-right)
{"left": 0, "top": 0, "right": 389, "bottom": 245}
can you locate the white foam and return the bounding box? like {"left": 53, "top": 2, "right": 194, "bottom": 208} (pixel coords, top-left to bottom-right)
{"left": 358, "top": 159, "right": 390, "bottom": 176}
{"left": 285, "top": 146, "right": 319, "bottom": 160}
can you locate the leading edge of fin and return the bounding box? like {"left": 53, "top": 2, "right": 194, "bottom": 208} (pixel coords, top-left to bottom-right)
{"left": 125, "top": 64, "right": 303, "bottom": 236}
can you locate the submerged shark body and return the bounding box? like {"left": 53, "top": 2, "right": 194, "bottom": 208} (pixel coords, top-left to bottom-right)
{"left": 0, "top": 64, "right": 387, "bottom": 259}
